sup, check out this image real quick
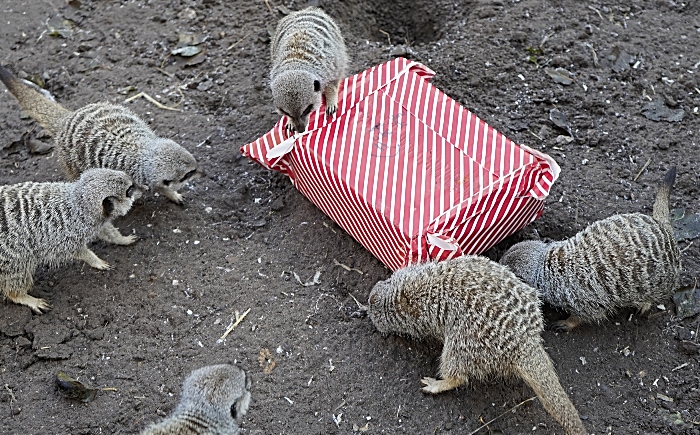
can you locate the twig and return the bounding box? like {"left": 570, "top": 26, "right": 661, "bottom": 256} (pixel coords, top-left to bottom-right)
{"left": 378, "top": 29, "right": 392, "bottom": 46}
{"left": 155, "top": 67, "right": 174, "bottom": 78}
{"left": 584, "top": 43, "right": 599, "bottom": 67}
{"left": 333, "top": 259, "right": 364, "bottom": 275}
{"left": 123, "top": 92, "right": 183, "bottom": 112}
{"left": 528, "top": 130, "right": 544, "bottom": 141}
{"left": 633, "top": 157, "right": 652, "bottom": 182}
{"left": 264, "top": 0, "right": 273, "bottom": 13}
{"left": 671, "top": 362, "right": 689, "bottom": 372}
{"left": 680, "top": 241, "right": 694, "bottom": 254}
{"left": 101, "top": 387, "right": 118, "bottom": 391}
{"left": 467, "top": 397, "right": 537, "bottom": 435}
{"left": 348, "top": 292, "right": 368, "bottom": 311}
{"left": 227, "top": 31, "right": 253, "bottom": 51}
{"left": 218, "top": 308, "right": 252, "bottom": 342}
{"left": 588, "top": 5, "right": 604, "bottom": 21}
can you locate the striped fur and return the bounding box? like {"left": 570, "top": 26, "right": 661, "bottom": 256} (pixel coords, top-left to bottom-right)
{"left": 141, "top": 364, "right": 251, "bottom": 435}
{"left": 0, "top": 168, "right": 140, "bottom": 313}
{"left": 369, "top": 256, "right": 586, "bottom": 435}
{"left": 500, "top": 168, "right": 680, "bottom": 331}
{"left": 0, "top": 64, "right": 201, "bottom": 204}
{"left": 270, "top": 7, "right": 348, "bottom": 133}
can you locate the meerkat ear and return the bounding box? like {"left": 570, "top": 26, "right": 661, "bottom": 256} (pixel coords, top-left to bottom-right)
{"left": 102, "top": 197, "right": 115, "bottom": 217}
{"left": 313, "top": 80, "right": 321, "bottom": 92}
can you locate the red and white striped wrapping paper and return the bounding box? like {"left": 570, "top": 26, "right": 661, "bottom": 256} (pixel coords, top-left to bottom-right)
{"left": 241, "top": 58, "right": 559, "bottom": 271}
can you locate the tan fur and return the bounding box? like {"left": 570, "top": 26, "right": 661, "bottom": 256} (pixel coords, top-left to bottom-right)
{"left": 500, "top": 168, "right": 680, "bottom": 331}
{"left": 140, "top": 364, "right": 251, "bottom": 435}
{"left": 270, "top": 7, "right": 348, "bottom": 133}
{"left": 0, "top": 64, "right": 202, "bottom": 205}
{"left": 368, "top": 256, "right": 587, "bottom": 435}
{"left": 0, "top": 169, "right": 141, "bottom": 313}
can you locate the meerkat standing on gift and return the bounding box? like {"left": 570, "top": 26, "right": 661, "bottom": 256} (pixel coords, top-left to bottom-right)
{"left": 270, "top": 6, "right": 348, "bottom": 133}
{"left": 0, "top": 169, "right": 140, "bottom": 313}
{"left": 500, "top": 168, "right": 680, "bottom": 332}
{"left": 0, "top": 64, "right": 201, "bottom": 207}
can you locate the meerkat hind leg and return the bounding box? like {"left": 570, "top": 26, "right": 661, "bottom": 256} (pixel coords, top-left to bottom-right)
{"left": 7, "top": 293, "right": 51, "bottom": 314}
{"left": 420, "top": 376, "right": 464, "bottom": 394}
{"left": 323, "top": 79, "right": 340, "bottom": 116}
{"left": 75, "top": 246, "right": 112, "bottom": 270}
{"left": 99, "top": 222, "right": 137, "bottom": 245}
{"left": 551, "top": 314, "right": 583, "bottom": 332}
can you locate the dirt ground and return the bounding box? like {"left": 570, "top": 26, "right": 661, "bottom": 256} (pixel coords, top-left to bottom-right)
{"left": 1, "top": 0, "right": 700, "bottom": 434}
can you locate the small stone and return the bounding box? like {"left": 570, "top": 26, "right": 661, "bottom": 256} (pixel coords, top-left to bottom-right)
{"left": 15, "top": 337, "right": 31, "bottom": 349}
{"left": 270, "top": 197, "right": 285, "bottom": 212}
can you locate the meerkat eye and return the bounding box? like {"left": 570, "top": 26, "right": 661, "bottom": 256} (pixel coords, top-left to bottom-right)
{"left": 180, "top": 170, "right": 197, "bottom": 182}
{"left": 230, "top": 402, "right": 238, "bottom": 420}
{"left": 163, "top": 180, "right": 172, "bottom": 186}
{"left": 126, "top": 185, "right": 135, "bottom": 197}
{"left": 102, "top": 197, "right": 115, "bottom": 216}
{"left": 302, "top": 104, "right": 313, "bottom": 116}
{"left": 313, "top": 80, "right": 321, "bottom": 92}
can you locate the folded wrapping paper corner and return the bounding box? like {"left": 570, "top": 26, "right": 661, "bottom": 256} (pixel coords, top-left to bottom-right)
{"left": 241, "top": 57, "right": 559, "bottom": 271}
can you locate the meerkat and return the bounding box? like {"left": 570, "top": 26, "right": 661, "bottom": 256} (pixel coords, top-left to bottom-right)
{"left": 270, "top": 6, "right": 348, "bottom": 133}
{"left": 1, "top": 168, "right": 141, "bottom": 313}
{"left": 140, "top": 364, "right": 251, "bottom": 435}
{"left": 0, "top": 64, "right": 202, "bottom": 205}
{"left": 499, "top": 168, "right": 680, "bottom": 332}
{"left": 368, "top": 255, "right": 587, "bottom": 435}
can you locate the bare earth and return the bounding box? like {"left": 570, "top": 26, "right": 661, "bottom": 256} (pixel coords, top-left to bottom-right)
{"left": 1, "top": 1, "right": 699, "bottom": 434}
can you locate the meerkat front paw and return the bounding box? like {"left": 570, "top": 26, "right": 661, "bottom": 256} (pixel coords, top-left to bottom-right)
{"left": 420, "top": 376, "right": 463, "bottom": 394}
{"left": 550, "top": 315, "right": 582, "bottom": 333}
{"left": 99, "top": 223, "right": 138, "bottom": 246}
{"left": 325, "top": 101, "right": 338, "bottom": 116}
{"left": 77, "top": 247, "right": 113, "bottom": 270}
{"left": 164, "top": 189, "right": 184, "bottom": 205}
{"left": 9, "top": 294, "right": 51, "bottom": 314}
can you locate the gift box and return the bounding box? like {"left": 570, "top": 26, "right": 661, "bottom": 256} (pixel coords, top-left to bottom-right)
{"left": 241, "top": 58, "right": 559, "bottom": 271}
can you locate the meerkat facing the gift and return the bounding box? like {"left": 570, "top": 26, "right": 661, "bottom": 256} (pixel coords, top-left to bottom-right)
{"left": 270, "top": 7, "right": 349, "bottom": 133}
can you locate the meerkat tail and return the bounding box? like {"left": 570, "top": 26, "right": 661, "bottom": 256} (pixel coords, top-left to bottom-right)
{"left": 0, "top": 64, "right": 71, "bottom": 134}
{"left": 517, "top": 345, "right": 587, "bottom": 435}
{"left": 652, "top": 167, "right": 677, "bottom": 225}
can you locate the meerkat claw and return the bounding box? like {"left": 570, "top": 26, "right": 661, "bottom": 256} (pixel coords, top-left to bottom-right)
{"left": 9, "top": 294, "right": 51, "bottom": 314}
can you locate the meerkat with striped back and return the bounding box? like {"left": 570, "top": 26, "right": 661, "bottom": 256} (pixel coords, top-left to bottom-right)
{"left": 368, "top": 256, "right": 587, "bottom": 435}
{"left": 0, "top": 168, "right": 141, "bottom": 313}
{"left": 0, "top": 64, "right": 202, "bottom": 213}
{"left": 500, "top": 168, "right": 680, "bottom": 332}
{"left": 140, "top": 364, "right": 251, "bottom": 435}
{"left": 270, "top": 6, "right": 348, "bottom": 133}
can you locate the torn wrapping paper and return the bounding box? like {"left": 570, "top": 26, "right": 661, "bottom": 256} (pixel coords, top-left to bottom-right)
{"left": 241, "top": 57, "right": 559, "bottom": 271}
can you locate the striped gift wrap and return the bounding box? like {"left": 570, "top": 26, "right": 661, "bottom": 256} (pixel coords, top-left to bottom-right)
{"left": 241, "top": 57, "right": 559, "bottom": 271}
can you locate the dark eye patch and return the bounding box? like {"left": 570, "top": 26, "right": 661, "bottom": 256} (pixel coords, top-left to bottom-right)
{"left": 163, "top": 180, "right": 172, "bottom": 186}
{"left": 230, "top": 403, "right": 237, "bottom": 420}
{"left": 126, "top": 185, "right": 135, "bottom": 197}
{"left": 102, "top": 197, "right": 114, "bottom": 217}
{"left": 302, "top": 104, "right": 313, "bottom": 116}
{"left": 180, "top": 170, "right": 197, "bottom": 182}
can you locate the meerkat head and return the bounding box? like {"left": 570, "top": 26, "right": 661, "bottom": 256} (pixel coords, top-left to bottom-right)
{"left": 271, "top": 70, "right": 322, "bottom": 133}
{"left": 146, "top": 138, "right": 203, "bottom": 192}
{"left": 178, "top": 364, "right": 251, "bottom": 427}
{"left": 368, "top": 279, "right": 393, "bottom": 334}
{"left": 499, "top": 240, "right": 548, "bottom": 286}
{"left": 73, "top": 168, "right": 141, "bottom": 221}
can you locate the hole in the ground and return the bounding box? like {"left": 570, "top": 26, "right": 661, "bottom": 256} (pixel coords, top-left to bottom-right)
{"left": 324, "top": 0, "right": 454, "bottom": 45}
